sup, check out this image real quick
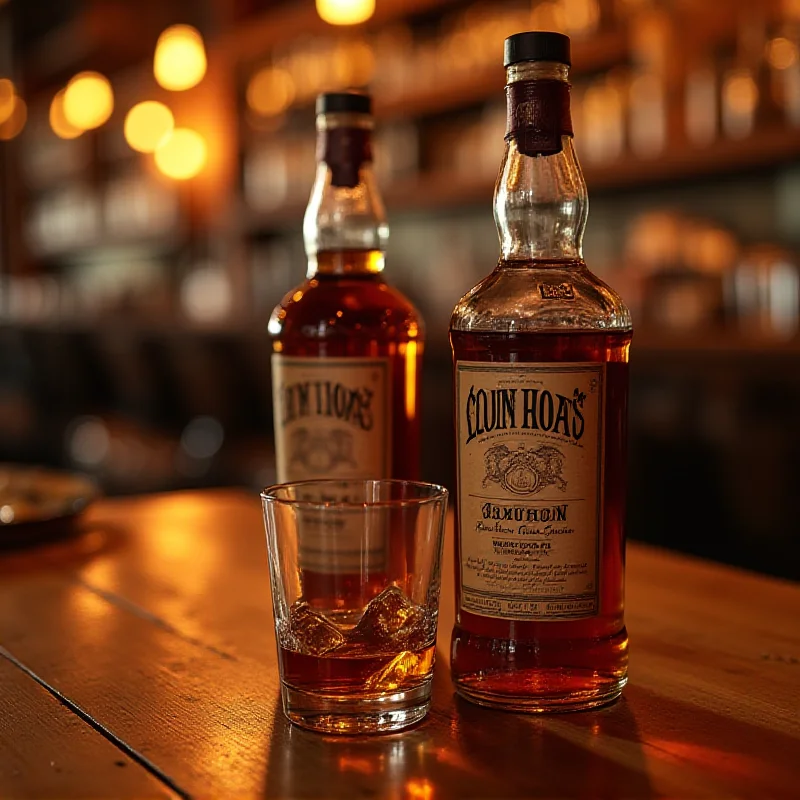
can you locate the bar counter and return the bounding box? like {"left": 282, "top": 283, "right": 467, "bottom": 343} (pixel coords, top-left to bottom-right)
{"left": 1, "top": 490, "right": 798, "bottom": 798}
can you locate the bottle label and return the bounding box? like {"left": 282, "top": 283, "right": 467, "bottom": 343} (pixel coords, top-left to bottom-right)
{"left": 271, "top": 355, "right": 391, "bottom": 483}
{"left": 456, "top": 361, "right": 605, "bottom": 621}
{"left": 506, "top": 79, "right": 573, "bottom": 157}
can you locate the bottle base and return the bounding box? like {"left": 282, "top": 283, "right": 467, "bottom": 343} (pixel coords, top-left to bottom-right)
{"left": 453, "top": 669, "right": 627, "bottom": 713}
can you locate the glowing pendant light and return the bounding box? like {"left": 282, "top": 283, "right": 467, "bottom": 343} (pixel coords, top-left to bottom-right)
{"left": 154, "top": 25, "right": 207, "bottom": 91}
{"left": 63, "top": 72, "right": 114, "bottom": 130}
{"left": 154, "top": 127, "right": 207, "bottom": 180}
{"left": 124, "top": 101, "right": 174, "bottom": 153}
{"left": 316, "top": 0, "right": 375, "bottom": 26}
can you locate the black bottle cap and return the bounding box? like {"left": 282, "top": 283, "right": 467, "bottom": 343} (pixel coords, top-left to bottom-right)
{"left": 504, "top": 32, "right": 571, "bottom": 67}
{"left": 316, "top": 91, "right": 372, "bottom": 116}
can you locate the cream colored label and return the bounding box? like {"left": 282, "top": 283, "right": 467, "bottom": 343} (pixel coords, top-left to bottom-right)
{"left": 272, "top": 356, "right": 391, "bottom": 575}
{"left": 456, "top": 361, "right": 605, "bottom": 621}
{"left": 272, "top": 355, "right": 391, "bottom": 482}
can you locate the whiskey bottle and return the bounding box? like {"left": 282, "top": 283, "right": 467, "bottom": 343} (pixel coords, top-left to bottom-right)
{"left": 269, "top": 92, "right": 423, "bottom": 485}
{"left": 450, "top": 32, "right": 633, "bottom": 711}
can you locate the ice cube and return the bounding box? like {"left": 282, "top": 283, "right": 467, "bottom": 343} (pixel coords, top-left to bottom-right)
{"left": 354, "top": 585, "right": 427, "bottom": 648}
{"left": 364, "top": 648, "right": 435, "bottom": 692}
{"left": 287, "top": 601, "right": 346, "bottom": 656}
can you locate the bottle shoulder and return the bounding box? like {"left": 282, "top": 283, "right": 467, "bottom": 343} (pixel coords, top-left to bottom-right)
{"left": 269, "top": 275, "right": 424, "bottom": 339}
{"left": 450, "top": 261, "right": 632, "bottom": 333}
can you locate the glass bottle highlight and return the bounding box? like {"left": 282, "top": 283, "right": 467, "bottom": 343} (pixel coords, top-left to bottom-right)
{"left": 269, "top": 92, "right": 424, "bottom": 484}
{"left": 449, "top": 32, "right": 633, "bottom": 712}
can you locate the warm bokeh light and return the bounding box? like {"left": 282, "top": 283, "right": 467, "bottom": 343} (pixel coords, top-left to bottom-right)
{"left": 405, "top": 778, "right": 434, "bottom": 800}
{"left": 247, "top": 67, "right": 295, "bottom": 117}
{"left": 724, "top": 70, "right": 759, "bottom": 115}
{"left": 124, "top": 101, "right": 174, "bottom": 153}
{"left": 0, "top": 94, "right": 27, "bottom": 141}
{"left": 63, "top": 72, "right": 114, "bottom": 130}
{"left": 767, "top": 37, "right": 799, "bottom": 71}
{"left": 0, "top": 78, "right": 15, "bottom": 125}
{"left": 316, "top": 0, "right": 375, "bottom": 26}
{"left": 154, "top": 25, "right": 207, "bottom": 91}
{"left": 561, "top": 0, "right": 600, "bottom": 35}
{"left": 531, "top": 0, "right": 567, "bottom": 31}
{"left": 154, "top": 127, "right": 207, "bottom": 180}
{"left": 50, "top": 89, "right": 82, "bottom": 139}
{"left": 333, "top": 40, "right": 375, "bottom": 86}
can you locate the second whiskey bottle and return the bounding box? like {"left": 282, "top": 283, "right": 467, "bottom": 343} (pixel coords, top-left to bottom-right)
{"left": 269, "top": 92, "right": 424, "bottom": 483}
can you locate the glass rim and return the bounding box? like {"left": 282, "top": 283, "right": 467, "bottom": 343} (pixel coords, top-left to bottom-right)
{"left": 261, "top": 478, "right": 449, "bottom": 510}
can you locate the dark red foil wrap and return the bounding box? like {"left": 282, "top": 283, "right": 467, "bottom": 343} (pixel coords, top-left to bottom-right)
{"left": 506, "top": 80, "right": 573, "bottom": 157}
{"left": 318, "top": 127, "right": 372, "bottom": 188}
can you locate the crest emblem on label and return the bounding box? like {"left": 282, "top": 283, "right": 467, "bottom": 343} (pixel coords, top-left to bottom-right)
{"left": 456, "top": 361, "right": 605, "bottom": 621}
{"left": 483, "top": 443, "right": 567, "bottom": 495}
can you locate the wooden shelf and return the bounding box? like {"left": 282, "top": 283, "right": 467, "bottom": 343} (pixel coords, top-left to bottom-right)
{"left": 585, "top": 125, "right": 800, "bottom": 191}
{"left": 263, "top": 29, "right": 627, "bottom": 123}
{"left": 29, "top": 231, "right": 184, "bottom": 262}
{"left": 632, "top": 331, "right": 800, "bottom": 358}
{"left": 223, "top": 0, "right": 462, "bottom": 63}
{"left": 5, "top": 316, "right": 800, "bottom": 358}
{"left": 374, "top": 30, "right": 627, "bottom": 121}
{"left": 245, "top": 124, "right": 800, "bottom": 230}
{"left": 398, "top": 125, "right": 800, "bottom": 209}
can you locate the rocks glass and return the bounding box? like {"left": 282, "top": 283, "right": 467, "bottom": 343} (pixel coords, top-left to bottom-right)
{"left": 261, "top": 479, "right": 448, "bottom": 734}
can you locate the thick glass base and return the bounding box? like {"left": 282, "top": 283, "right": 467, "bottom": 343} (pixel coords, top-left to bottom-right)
{"left": 280, "top": 681, "right": 431, "bottom": 734}
{"left": 454, "top": 669, "right": 627, "bottom": 713}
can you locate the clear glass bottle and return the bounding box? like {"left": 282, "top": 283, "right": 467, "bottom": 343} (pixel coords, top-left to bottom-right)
{"left": 269, "top": 92, "right": 423, "bottom": 485}
{"left": 450, "top": 32, "right": 633, "bottom": 712}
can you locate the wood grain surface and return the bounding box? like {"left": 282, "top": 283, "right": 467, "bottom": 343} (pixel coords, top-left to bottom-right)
{"left": 1, "top": 489, "right": 798, "bottom": 799}
{"left": 0, "top": 652, "right": 178, "bottom": 799}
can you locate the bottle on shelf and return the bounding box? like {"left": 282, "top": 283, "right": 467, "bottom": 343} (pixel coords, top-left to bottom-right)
{"left": 449, "top": 31, "right": 633, "bottom": 712}
{"left": 269, "top": 92, "right": 424, "bottom": 485}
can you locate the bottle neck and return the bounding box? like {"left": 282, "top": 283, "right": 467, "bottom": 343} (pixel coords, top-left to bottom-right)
{"left": 495, "top": 61, "right": 587, "bottom": 264}
{"left": 303, "top": 111, "right": 388, "bottom": 277}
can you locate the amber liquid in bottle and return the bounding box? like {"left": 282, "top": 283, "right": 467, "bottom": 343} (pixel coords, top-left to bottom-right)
{"left": 274, "top": 248, "right": 422, "bottom": 482}
{"left": 450, "top": 41, "right": 632, "bottom": 711}
{"left": 451, "top": 323, "right": 630, "bottom": 708}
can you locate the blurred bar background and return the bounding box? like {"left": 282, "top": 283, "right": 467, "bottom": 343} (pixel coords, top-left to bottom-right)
{"left": 1, "top": 0, "right": 799, "bottom": 579}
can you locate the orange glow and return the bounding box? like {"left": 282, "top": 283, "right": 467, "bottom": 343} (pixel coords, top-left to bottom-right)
{"left": 649, "top": 739, "right": 765, "bottom": 780}
{"left": 0, "top": 78, "right": 15, "bottom": 125}
{"left": 531, "top": 1, "right": 567, "bottom": 30}
{"left": 124, "top": 101, "right": 174, "bottom": 153}
{"left": 317, "top": 0, "right": 375, "bottom": 26}
{"left": 349, "top": 41, "right": 375, "bottom": 84}
{"left": 404, "top": 340, "right": 418, "bottom": 421}
{"left": 50, "top": 89, "right": 82, "bottom": 139}
{"left": 63, "top": 72, "right": 114, "bottom": 130}
{"left": 154, "top": 25, "right": 207, "bottom": 91}
{"left": 247, "top": 67, "right": 295, "bottom": 117}
{"left": 767, "top": 37, "right": 798, "bottom": 71}
{"left": 154, "top": 127, "right": 207, "bottom": 180}
{"left": 337, "top": 755, "right": 378, "bottom": 775}
{"left": 405, "top": 778, "right": 434, "bottom": 800}
{"left": 332, "top": 40, "right": 375, "bottom": 86}
{"left": 561, "top": 0, "right": 600, "bottom": 34}
{"left": 0, "top": 94, "right": 26, "bottom": 140}
{"left": 724, "top": 70, "right": 759, "bottom": 115}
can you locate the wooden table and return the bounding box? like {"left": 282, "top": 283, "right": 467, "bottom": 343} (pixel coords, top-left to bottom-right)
{"left": 1, "top": 490, "right": 798, "bottom": 799}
